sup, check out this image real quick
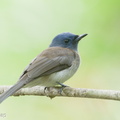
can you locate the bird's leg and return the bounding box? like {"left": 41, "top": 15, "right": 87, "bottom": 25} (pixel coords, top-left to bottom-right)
{"left": 56, "top": 82, "right": 68, "bottom": 94}
{"left": 56, "top": 82, "right": 68, "bottom": 87}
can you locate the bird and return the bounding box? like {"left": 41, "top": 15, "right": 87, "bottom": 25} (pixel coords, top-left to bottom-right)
{"left": 0, "top": 32, "right": 87, "bottom": 103}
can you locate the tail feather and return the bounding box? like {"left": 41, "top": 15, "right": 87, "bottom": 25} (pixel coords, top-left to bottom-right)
{"left": 0, "top": 81, "right": 25, "bottom": 104}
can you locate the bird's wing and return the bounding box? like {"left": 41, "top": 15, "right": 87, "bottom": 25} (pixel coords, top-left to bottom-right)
{"left": 20, "top": 47, "right": 76, "bottom": 81}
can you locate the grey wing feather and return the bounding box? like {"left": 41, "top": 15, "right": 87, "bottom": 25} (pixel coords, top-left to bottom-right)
{"left": 24, "top": 56, "right": 73, "bottom": 80}
{"left": 41, "top": 64, "right": 69, "bottom": 76}
{"left": 20, "top": 47, "right": 75, "bottom": 81}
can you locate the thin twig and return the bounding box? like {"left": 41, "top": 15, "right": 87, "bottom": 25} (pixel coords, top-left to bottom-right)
{"left": 0, "top": 86, "right": 120, "bottom": 101}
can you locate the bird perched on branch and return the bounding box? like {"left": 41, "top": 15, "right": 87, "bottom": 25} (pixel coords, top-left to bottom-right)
{"left": 0, "top": 32, "right": 87, "bottom": 103}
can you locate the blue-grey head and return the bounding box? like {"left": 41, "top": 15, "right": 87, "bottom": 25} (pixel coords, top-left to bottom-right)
{"left": 49, "top": 32, "right": 88, "bottom": 51}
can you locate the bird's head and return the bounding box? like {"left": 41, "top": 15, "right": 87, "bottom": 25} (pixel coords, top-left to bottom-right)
{"left": 50, "top": 32, "right": 87, "bottom": 51}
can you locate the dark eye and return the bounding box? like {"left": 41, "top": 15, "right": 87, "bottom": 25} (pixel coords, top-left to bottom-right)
{"left": 64, "top": 39, "right": 69, "bottom": 43}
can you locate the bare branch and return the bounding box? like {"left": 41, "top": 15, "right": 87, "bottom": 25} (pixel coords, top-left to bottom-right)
{"left": 0, "top": 86, "right": 120, "bottom": 101}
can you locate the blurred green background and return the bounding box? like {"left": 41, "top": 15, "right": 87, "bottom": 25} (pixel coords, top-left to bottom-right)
{"left": 0, "top": 0, "right": 120, "bottom": 120}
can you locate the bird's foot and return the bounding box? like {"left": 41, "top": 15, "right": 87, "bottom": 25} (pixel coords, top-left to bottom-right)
{"left": 56, "top": 82, "right": 68, "bottom": 94}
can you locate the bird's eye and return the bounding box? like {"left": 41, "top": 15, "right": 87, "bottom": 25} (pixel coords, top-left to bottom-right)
{"left": 64, "top": 39, "right": 69, "bottom": 43}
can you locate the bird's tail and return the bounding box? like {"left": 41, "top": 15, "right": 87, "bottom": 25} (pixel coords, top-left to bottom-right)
{"left": 0, "top": 80, "right": 26, "bottom": 104}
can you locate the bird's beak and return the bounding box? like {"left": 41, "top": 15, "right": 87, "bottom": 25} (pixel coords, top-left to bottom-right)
{"left": 75, "top": 34, "right": 88, "bottom": 42}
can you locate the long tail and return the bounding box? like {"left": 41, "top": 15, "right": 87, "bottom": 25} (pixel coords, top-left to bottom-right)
{"left": 0, "top": 80, "right": 26, "bottom": 104}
